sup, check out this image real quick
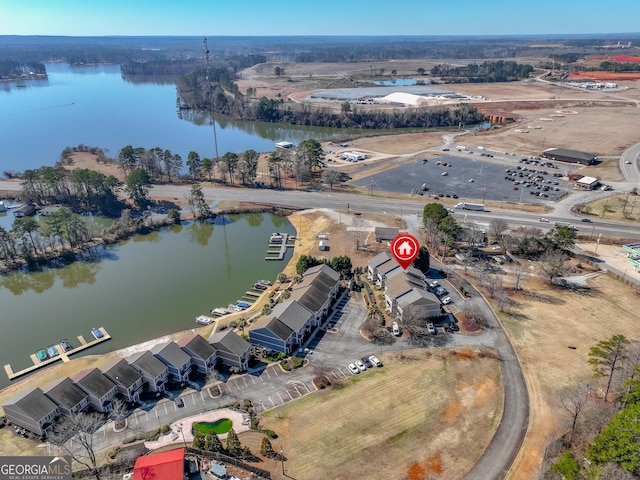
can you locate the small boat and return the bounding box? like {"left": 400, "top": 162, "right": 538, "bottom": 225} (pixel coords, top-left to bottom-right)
{"left": 210, "top": 308, "right": 229, "bottom": 316}
{"left": 228, "top": 303, "right": 243, "bottom": 312}
{"left": 59, "top": 339, "right": 73, "bottom": 352}
{"left": 195, "top": 315, "right": 214, "bottom": 325}
{"left": 253, "top": 283, "right": 267, "bottom": 291}
{"left": 257, "top": 279, "right": 272, "bottom": 286}
{"left": 91, "top": 327, "right": 104, "bottom": 339}
{"left": 47, "top": 345, "right": 59, "bottom": 358}
{"left": 36, "top": 349, "right": 49, "bottom": 362}
{"left": 236, "top": 301, "right": 250, "bottom": 309}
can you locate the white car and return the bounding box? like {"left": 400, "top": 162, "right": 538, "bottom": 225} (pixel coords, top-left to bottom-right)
{"left": 441, "top": 171, "right": 448, "bottom": 176}
{"left": 625, "top": 160, "right": 632, "bottom": 164}
{"left": 539, "top": 217, "right": 549, "bottom": 222}
{"left": 427, "top": 322, "right": 436, "bottom": 335}
{"left": 442, "top": 297, "right": 452, "bottom": 305}
{"left": 355, "top": 360, "right": 367, "bottom": 372}
{"left": 369, "top": 355, "right": 383, "bottom": 367}
{"left": 347, "top": 363, "right": 360, "bottom": 374}
{"left": 392, "top": 321, "right": 400, "bottom": 336}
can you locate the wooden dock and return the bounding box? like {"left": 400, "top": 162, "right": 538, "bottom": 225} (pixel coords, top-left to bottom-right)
{"left": 265, "top": 233, "right": 295, "bottom": 260}
{"left": 4, "top": 327, "right": 111, "bottom": 381}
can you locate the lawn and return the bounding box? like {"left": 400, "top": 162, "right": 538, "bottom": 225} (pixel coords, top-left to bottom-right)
{"left": 256, "top": 350, "right": 502, "bottom": 480}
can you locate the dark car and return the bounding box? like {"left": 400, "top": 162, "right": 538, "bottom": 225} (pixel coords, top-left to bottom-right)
{"left": 361, "top": 357, "right": 373, "bottom": 368}
{"left": 581, "top": 218, "right": 592, "bottom": 222}
{"left": 175, "top": 397, "right": 184, "bottom": 408}
{"left": 59, "top": 339, "right": 73, "bottom": 352}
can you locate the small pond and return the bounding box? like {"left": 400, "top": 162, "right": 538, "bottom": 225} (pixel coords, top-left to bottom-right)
{"left": 192, "top": 418, "right": 233, "bottom": 436}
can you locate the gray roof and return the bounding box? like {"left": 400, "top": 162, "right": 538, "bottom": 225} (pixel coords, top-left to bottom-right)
{"left": 543, "top": 148, "right": 596, "bottom": 161}
{"left": 127, "top": 351, "right": 169, "bottom": 378}
{"left": 3, "top": 387, "right": 58, "bottom": 420}
{"left": 177, "top": 334, "right": 217, "bottom": 361}
{"left": 368, "top": 251, "right": 394, "bottom": 269}
{"left": 397, "top": 288, "right": 440, "bottom": 310}
{"left": 269, "top": 300, "right": 313, "bottom": 334}
{"left": 209, "top": 330, "right": 250, "bottom": 357}
{"left": 151, "top": 341, "right": 192, "bottom": 368}
{"left": 102, "top": 359, "right": 143, "bottom": 388}
{"left": 375, "top": 227, "right": 400, "bottom": 240}
{"left": 289, "top": 265, "right": 339, "bottom": 313}
{"left": 73, "top": 368, "right": 117, "bottom": 397}
{"left": 44, "top": 378, "right": 88, "bottom": 410}
{"left": 250, "top": 316, "right": 294, "bottom": 342}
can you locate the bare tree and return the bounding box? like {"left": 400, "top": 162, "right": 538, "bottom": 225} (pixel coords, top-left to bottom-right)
{"left": 48, "top": 411, "right": 105, "bottom": 480}
{"left": 322, "top": 169, "right": 341, "bottom": 190}
{"left": 399, "top": 306, "right": 435, "bottom": 347}
{"left": 493, "top": 288, "right": 513, "bottom": 312}
{"left": 110, "top": 397, "right": 129, "bottom": 429}
{"left": 489, "top": 218, "right": 508, "bottom": 241}
{"left": 511, "top": 260, "right": 528, "bottom": 292}
{"left": 559, "top": 381, "right": 591, "bottom": 446}
{"left": 480, "top": 274, "right": 501, "bottom": 298}
{"left": 351, "top": 215, "right": 370, "bottom": 251}
{"left": 538, "top": 249, "right": 568, "bottom": 285}
{"left": 372, "top": 329, "right": 396, "bottom": 346}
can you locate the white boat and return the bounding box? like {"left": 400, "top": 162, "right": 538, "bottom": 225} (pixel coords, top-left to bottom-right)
{"left": 210, "top": 308, "right": 229, "bottom": 316}
{"left": 257, "top": 279, "right": 272, "bottom": 286}
{"left": 195, "top": 315, "right": 214, "bottom": 325}
{"left": 227, "top": 303, "right": 243, "bottom": 312}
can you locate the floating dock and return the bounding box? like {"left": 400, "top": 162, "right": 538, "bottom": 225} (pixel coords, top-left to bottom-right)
{"left": 265, "top": 233, "right": 295, "bottom": 260}
{"left": 3, "top": 327, "right": 111, "bottom": 381}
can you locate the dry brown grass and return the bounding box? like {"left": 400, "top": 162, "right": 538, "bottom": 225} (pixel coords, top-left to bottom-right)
{"left": 478, "top": 273, "right": 640, "bottom": 480}
{"left": 258, "top": 351, "right": 502, "bottom": 480}
{"left": 580, "top": 193, "right": 640, "bottom": 222}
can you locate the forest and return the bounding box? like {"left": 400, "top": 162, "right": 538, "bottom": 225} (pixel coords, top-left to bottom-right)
{"left": 430, "top": 60, "right": 535, "bottom": 82}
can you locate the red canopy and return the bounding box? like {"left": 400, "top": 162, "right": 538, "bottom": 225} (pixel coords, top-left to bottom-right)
{"left": 133, "top": 448, "right": 185, "bottom": 480}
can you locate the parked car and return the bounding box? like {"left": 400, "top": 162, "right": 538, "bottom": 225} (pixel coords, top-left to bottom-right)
{"left": 442, "top": 297, "right": 452, "bottom": 305}
{"left": 392, "top": 322, "right": 400, "bottom": 336}
{"left": 355, "top": 360, "right": 367, "bottom": 372}
{"left": 347, "top": 363, "right": 360, "bottom": 375}
{"left": 174, "top": 397, "right": 184, "bottom": 408}
{"left": 450, "top": 322, "right": 460, "bottom": 332}
{"left": 427, "top": 323, "right": 436, "bottom": 335}
{"left": 361, "top": 357, "right": 373, "bottom": 368}
{"left": 369, "top": 355, "right": 383, "bottom": 367}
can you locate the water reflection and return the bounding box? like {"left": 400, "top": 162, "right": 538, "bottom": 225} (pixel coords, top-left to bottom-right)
{"left": 0, "top": 260, "right": 101, "bottom": 295}
{"left": 188, "top": 221, "right": 215, "bottom": 246}
{"left": 246, "top": 213, "right": 264, "bottom": 227}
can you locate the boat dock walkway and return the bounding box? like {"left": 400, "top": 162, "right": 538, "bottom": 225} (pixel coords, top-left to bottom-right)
{"left": 3, "top": 327, "right": 111, "bottom": 380}
{"left": 265, "top": 233, "right": 295, "bottom": 260}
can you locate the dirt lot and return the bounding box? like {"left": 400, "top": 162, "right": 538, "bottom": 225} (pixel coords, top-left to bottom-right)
{"left": 257, "top": 350, "right": 502, "bottom": 480}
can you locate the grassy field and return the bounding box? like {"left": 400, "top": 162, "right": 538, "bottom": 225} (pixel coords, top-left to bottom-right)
{"left": 578, "top": 192, "right": 640, "bottom": 222}
{"left": 464, "top": 272, "right": 640, "bottom": 479}
{"left": 255, "top": 350, "right": 502, "bottom": 480}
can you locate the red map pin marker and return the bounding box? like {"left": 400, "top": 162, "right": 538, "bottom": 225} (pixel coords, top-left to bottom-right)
{"left": 390, "top": 233, "right": 420, "bottom": 270}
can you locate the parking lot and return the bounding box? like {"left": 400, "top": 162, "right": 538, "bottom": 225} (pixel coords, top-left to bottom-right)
{"left": 350, "top": 152, "right": 578, "bottom": 203}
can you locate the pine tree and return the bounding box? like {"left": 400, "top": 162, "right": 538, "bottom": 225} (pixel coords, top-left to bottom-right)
{"left": 204, "top": 432, "right": 224, "bottom": 453}
{"left": 260, "top": 437, "right": 276, "bottom": 458}
{"left": 192, "top": 430, "right": 205, "bottom": 450}
{"left": 225, "top": 428, "right": 242, "bottom": 457}
{"left": 589, "top": 334, "right": 630, "bottom": 401}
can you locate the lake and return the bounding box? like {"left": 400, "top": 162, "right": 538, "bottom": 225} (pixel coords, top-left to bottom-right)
{"left": 0, "top": 213, "right": 295, "bottom": 390}
{"left": 0, "top": 63, "right": 338, "bottom": 174}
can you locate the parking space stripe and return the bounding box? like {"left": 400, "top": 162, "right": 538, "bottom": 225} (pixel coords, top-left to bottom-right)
{"left": 200, "top": 391, "right": 205, "bottom": 402}
{"left": 277, "top": 391, "right": 285, "bottom": 404}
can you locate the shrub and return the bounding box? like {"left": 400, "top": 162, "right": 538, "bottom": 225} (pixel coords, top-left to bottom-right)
{"left": 280, "top": 359, "right": 291, "bottom": 371}
{"left": 161, "top": 425, "right": 170, "bottom": 434}
{"left": 263, "top": 428, "right": 278, "bottom": 439}
{"left": 291, "top": 357, "right": 304, "bottom": 368}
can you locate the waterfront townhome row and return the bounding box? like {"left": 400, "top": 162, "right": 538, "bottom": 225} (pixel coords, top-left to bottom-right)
{"left": 1, "top": 332, "right": 250, "bottom": 436}
{"left": 368, "top": 251, "right": 441, "bottom": 321}
{"left": 249, "top": 264, "right": 341, "bottom": 354}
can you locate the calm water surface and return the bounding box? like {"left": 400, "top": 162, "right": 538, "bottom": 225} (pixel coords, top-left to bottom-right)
{"left": 0, "top": 63, "right": 338, "bottom": 173}
{"left": 0, "top": 213, "right": 295, "bottom": 390}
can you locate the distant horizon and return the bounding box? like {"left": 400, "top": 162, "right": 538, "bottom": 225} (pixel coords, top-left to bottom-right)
{"left": 1, "top": 0, "right": 639, "bottom": 37}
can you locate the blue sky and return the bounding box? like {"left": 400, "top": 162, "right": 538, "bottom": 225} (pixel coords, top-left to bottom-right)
{"left": 1, "top": 0, "right": 638, "bottom": 36}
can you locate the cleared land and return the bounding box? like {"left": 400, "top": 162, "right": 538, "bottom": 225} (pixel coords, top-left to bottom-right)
{"left": 257, "top": 351, "right": 502, "bottom": 480}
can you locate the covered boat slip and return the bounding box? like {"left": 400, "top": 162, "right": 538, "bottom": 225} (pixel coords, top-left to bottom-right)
{"left": 4, "top": 327, "right": 111, "bottom": 380}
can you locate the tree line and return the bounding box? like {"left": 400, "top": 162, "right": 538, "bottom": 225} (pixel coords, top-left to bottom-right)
{"left": 0, "top": 60, "right": 46, "bottom": 79}
{"left": 430, "top": 60, "right": 534, "bottom": 82}
{"left": 545, "top": 334, "right": 640, "bottom": 479}
{"left": 176, "top": 68, "right": 486, "bottom": 129}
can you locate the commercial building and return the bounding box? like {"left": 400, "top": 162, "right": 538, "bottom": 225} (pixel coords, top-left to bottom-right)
{"left": 541, "top": 148, "right": 597, "bottom": 165}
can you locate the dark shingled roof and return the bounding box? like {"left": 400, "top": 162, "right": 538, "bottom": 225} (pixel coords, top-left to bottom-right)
{"left": 289, "top": 265, "right": 339, "bottom": 314}
{"left": 127, "top": 351, "right": 168, "bottom": 378}
{"left": 177, "top": 334, "right": 217, "bottom": 360}
{"left": 102, "top": 359, "right": 143, "bottom": 388}
{"left": 209, "top": 330, "right": 250, "bottom": 357}
{"left": 251, "top": 316, "right": 294, "bottom": 342}
{"left": 73, "top": 368, "right": 117, "bottom": 398}
{"left": 151, "top": 341, "right": 192, "bottom": 368}
{"left": 44, "top": 378, "right": 88, "bottom": 410}
{"left": 269, "top": 301, "right": 313, "bottom": 333}
{"left": 3, "top": 387, "right": 58, "bottom": 420}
